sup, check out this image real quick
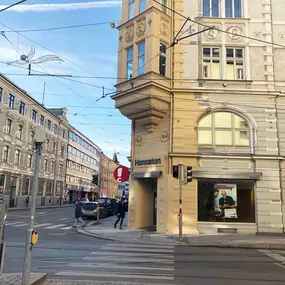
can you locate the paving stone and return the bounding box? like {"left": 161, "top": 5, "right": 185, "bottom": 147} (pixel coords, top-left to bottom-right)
{"left": 43, "top": 280, "right": 166, "bottom": 285}
{"left": 0, "top": 273, "right": 46, "bottom": 285}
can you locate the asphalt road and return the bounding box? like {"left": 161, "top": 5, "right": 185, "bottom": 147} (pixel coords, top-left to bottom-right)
{"left": 3, "top": 207, "right": 285, "bottom": 285}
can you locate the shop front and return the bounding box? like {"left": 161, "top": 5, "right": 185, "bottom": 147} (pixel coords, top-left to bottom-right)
{"left": 194, "top": 172, "right": 262, "bottom": 234}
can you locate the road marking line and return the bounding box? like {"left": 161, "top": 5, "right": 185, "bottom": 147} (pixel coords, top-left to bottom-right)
{"left": 5, "top": 222, "right": 23, "bottom": 226}
{"left": 90, "top": 251, "right": 173, "bottom": 258}
{"left": 258, "top": 249, "right": 285, "bottom": 263}
{"left": 34, "top": 223, "right": 53, "bottom": 228}
{"left": 55, "top": 271, "right": 174, "bottom": 280}
{"left": 83, "top": 257, "right": 174, "bottom": 263}
{"left": 45, "top": 224, "right": 67, "bottom": 229}
{"left": 13, "top": 223, "right": 29, "bottom": 227}
{"left": 274, "top": 263, "right": 285, "bottom": 270}
{"left": 68, "top": 263, "right": 174, "bottom": 271}
{"left": 60, "top": 226, "right": 73, "bottom": 230}
{"left": 108, "top": 243, "right": 174, "bottom": 249}
{"left": 100, "top": 246, "right": 174, "bottom": 253}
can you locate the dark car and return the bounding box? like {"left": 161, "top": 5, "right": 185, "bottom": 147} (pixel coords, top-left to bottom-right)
{"left": 82, "top": 202, "right": 108, "bottom": 219}
{"left": 98, "top": 198, "right": 118, "bottom": 216}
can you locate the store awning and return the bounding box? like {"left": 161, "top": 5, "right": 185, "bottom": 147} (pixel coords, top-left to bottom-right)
{"left": 132, "top": 171, "right": 162, "bottom": 179}
{"left": 192, "top": 171, "right": 262, "bottom": 180}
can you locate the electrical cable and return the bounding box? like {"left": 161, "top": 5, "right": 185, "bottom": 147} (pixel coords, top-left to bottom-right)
{"left": 0, "top": 0, "right": 27, "bottom": 12}
{"left": 0, "top": 21, "right": 119, "bottom": 33}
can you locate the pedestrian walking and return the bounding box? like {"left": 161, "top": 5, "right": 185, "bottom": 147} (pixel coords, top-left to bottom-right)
{"left": 73, "top": 201, "right": 86, "bottom": 228}
{"left": 114, "top": 199, "right": 127, "bottom": 230}
{"left": 25, "top": 196, "right": 29, "bottom": 207}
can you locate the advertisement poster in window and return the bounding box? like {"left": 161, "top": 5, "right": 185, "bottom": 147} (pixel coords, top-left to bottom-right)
{"left": 214, "top": 184, "right": 237, "bottom": 219}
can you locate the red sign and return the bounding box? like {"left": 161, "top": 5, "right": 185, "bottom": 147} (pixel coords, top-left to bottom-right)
{"left": 114, "top": 166, "right": 129, "bottom": 182}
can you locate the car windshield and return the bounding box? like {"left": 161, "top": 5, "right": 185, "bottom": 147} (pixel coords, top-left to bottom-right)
{"left": 83, "top": 203, "right": 97, "bottom": 211}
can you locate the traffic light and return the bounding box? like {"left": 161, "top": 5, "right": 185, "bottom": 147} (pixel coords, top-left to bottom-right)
{"left": 173, "top": 165, "right": 179, "bottom": 179}
{"left": 92, "top": 174, "right": 98, "bottom": 186}
{"left": 184, "top": 166, "right": 192, "bottom": 184}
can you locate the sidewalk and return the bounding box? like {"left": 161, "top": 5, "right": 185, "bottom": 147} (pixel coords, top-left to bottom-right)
{"left": 78, "top": 213, "right": 285, "bottom": 249}
{"left": 0, "top": 273, "right": 46, "bottom": 285}
{"left": 8, "top": 204, "right": 73, "bottom": 211}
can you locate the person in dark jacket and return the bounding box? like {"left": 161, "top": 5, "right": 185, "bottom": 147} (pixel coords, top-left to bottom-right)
{"left": 114, "top": 199, "right": 127, "bottom": 229}
{"left": 73, "top": 201, "right": 86, "bottom": 228}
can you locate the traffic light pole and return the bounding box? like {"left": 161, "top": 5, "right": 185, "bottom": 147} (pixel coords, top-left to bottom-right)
{"left": 178, "top": 163, "right": 183, "bottom": 242}
{"left": 22, "top": 141, "right": 42, "bottom": 285}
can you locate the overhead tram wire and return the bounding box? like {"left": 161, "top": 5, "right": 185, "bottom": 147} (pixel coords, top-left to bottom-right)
{"left": 0, "top": 0, "right": 27, "bottom": 12}
{"left": 153, "top": 0, "right": 285, "bottom": 49}
{"left": 0, "top": 22, "right": 115, "bottom": 90}
{"left": 0, "top": 21, "right": 119, "bottom": 33}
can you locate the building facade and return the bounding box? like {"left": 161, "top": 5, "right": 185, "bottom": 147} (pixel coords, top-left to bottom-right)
{"left": 118, "top": 181, "right": 129, "bottom": 198}
{"left": 66, "top": 128, "right": 101, "bottom": 202}
{"left": 100, "top": 154, "right": 120, "bottom": 198}
{"left": 112, "top": 0, "right": 285, "bottom": 234}
{"left": 0, "top": 75, "right": 68, "bottom": 208}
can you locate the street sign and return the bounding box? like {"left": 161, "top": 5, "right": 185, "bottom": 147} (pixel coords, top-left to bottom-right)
{"left": 114, "top": 166, "right": 129, "bottom": 182}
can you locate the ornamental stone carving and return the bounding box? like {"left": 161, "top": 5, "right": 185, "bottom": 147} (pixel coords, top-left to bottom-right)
{"left": 160, "top": 21, "right": 169, "bottom": 37}
{"left": 136, "top": 19, "right": 146, "bottom": 37}
{"left": 161, "top": 131, "right": 169, "bottom": 142}
{"left": 125, "top": 25, "right": 134, "bottom": 43}
{"left": 204, "top": 28, "right": 219, "bottom": 40}
{"left": 136, "top": 135, "right": 143, "bottom": 146}
{"left": 227, "top": 26, "right": 242, "bottom": 40}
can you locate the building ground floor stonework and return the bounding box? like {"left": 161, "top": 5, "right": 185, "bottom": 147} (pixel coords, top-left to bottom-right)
{"left": 0, "top": 170, "right": 64, "bottom": 208}
{"left": 128, "top": 154, "right": 285, "bottom": 235}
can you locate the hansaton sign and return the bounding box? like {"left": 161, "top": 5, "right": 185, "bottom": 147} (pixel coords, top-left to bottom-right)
{"left": 113, "top": 166, "right": 129, "bottom": 182}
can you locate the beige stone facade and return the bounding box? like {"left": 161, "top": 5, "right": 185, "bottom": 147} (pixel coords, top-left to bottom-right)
{"left": 112, "top": 0, "right": 285, "bottom": 234}
{"left": 100, "top": 154, "right": 120, "bottom": 198}
{"left": 0, "top": 75, "right": 68, "bottom": 207}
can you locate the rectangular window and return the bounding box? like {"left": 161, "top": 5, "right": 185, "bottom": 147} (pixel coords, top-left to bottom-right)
{"left": 159, "top": 42, "right": 167, "bottom": 76}
{"left": 68, "top": 145, "right": 72, "bottom": 153}
{"left": 226, "top": 0, "right": 242, "bottom": 18}
{"left": 40, "top": 115, "right": 45, "bottom": 126}
{"left": 53, "top": 124, "right": 58, "bottom": 135}
{"left": 8, "top": 94, "right": 15, "bottom": 109}
{"left": 51, "top": 161, "right": 55, "bottom": 173}
{"left": 28, "top": 154, "right": 32, "bottom": 168}
{"left": 226, "top": 48, "right": 244, "bottom": 80}
{"left": 6, "top": 119, "right": 12, "bottom": 135}
{"left": 52, "top": 142, "right": 56, "bottom": 153}
{"left": 3, "top": 146, "right": 9, "bottom": 162}
{"left": 138, "top": 41, "right": 145, "bottom": 76}
{"left": 139, "top": 0, "right": 146, "bottom": 13}
{"left": 16, "top": 124, "right": 23, "bottom": 140}
{"left": 15, "top": 149, "right": 20, "bottom": 165}
{"left": 161, "top": 0, "right": 167, "bottom": 13}
{"left": 47, "top": 120, "right": 51, "bottom": 131}
{"left": 203, "top": 0, "right": 220, "bottom": 17}
{"left": 0, "top": 87, "right": 2, "bottom": 102}
{"left": 19, "top": 101, "right": 25, "bottom": 115}
{"left": 31, "top": 109, "right": 37, "bottom": 122}
{"left": 44, "top": 159, "right": 48, "bottom": 172}
{"left": 202, "top": 47, "right": 221, "bottom": 79}
{"left": 62, "top": 129, "right": 65, "bottom": 139}
{"left": 127, "top": 47, "right": 134, "bottom": 79}
{"left": 128, "top": 0, "right": 135, "bottom": 19}
{"left": 69, "top": 131, "right": 73, "bottom": 139}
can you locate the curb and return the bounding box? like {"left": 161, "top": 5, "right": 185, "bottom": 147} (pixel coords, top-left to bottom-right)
{"left": 77, "top": 228, "right": 115, "bottom": 241}
{"left": 8, "top": 205, "right": 73, "bottom": 211}
{"left": 186, "top": 243, "right": 285, "bottom": 250}
{"left": 32, "top": 273, "right": 47, "bottom": 285}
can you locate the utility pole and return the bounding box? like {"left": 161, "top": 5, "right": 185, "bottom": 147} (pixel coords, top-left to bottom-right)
{"left": 22, "top": 128, "right": 45, "bottom": 285}
{"left": 0, "top": 200, "right": 7, "bottom": 276}
{"left": 178, "top": 163, "right": 183, "bottom": 242}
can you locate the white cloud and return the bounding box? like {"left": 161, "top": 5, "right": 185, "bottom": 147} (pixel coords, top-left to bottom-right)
{"left": 0, "top": 1, "right": 122, "bottom": 13}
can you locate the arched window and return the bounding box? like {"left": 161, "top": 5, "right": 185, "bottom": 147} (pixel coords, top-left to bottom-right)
{"left": 197, "top": 112, "right": 250, "bottom": 146}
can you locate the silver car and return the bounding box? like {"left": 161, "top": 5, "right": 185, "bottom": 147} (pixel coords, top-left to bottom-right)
{"left": 82, "top": 202, "right": 108, "bottom": 219}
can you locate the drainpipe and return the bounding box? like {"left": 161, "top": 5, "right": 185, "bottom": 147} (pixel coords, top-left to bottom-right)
{"left": 274, "top": 95, "right": 284, "bottom": 233}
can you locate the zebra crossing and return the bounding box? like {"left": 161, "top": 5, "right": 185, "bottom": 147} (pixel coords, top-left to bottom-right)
{"left": 4, "top": 220, "right": 74, "bottom": 231}
{"left": 52, "top": 242, "right": 175, "bottom": 283}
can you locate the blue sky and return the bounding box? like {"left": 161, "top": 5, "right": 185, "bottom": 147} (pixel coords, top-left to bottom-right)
{"left": 0, "top": 1, "right": 131, "bottom": 166}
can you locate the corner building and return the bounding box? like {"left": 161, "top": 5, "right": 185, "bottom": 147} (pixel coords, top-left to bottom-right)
{"left": 112, "top": 0, "right": 285, "bottom": 234}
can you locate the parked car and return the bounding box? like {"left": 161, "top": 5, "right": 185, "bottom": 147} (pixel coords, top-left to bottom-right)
{"left": 82, "top": 202, "right": 108, "bottom": 219}
{"left": 78, "top": 198, "right": 89, "bottom": 206}
{"left": 98, "top": 198, "right": 118, "bottom": 216}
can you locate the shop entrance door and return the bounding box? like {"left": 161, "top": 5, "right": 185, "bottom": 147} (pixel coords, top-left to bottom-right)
{"left": 9, "top": 177, "right": 17, "bottom": 208}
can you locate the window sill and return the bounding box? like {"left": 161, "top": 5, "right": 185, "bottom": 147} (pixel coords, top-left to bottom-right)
{"left": 199, "top": 79, "right": 253, "bottom": 84}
